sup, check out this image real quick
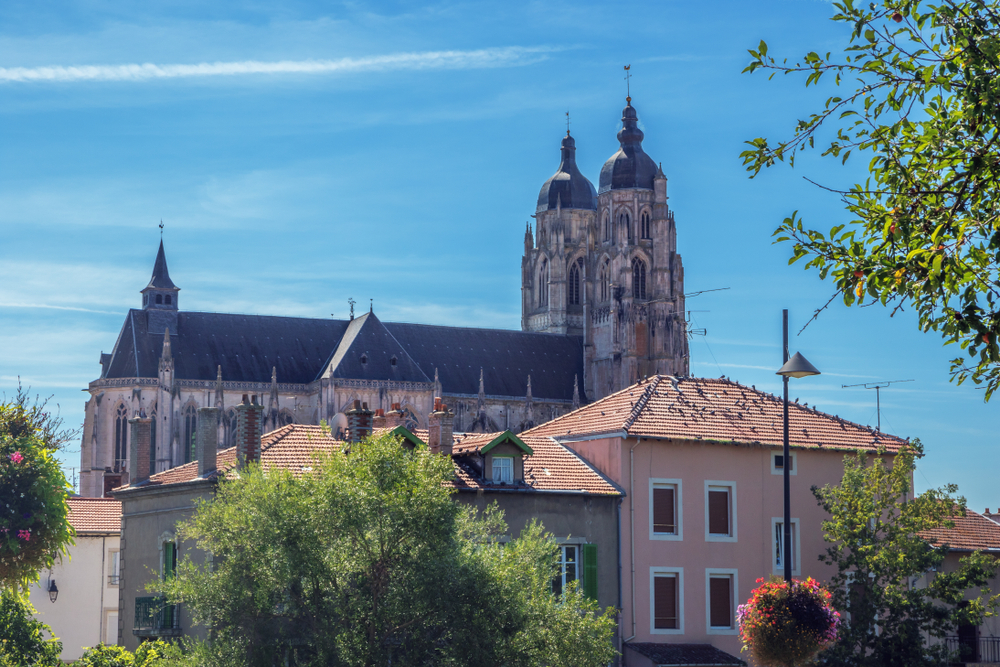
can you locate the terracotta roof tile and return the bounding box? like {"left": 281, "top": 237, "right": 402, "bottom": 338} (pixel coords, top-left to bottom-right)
{"left": 66, "top": 497, "right": 121, "bottom": 533}
{"left": 920, "top": 510, "right": 1000, "bottom": 552}
{"left": 526, "top": 376, "right": 907, "bottom": 452}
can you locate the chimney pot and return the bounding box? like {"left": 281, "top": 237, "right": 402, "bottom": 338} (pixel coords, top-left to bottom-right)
{"left": 127, "top": 415, "right": 153, "bottom": 485}
{"left": 196, "top": 407, "right": 219, "bottom": 477}
{"left": 427, "top": 404, "right": 454, "bottom": 456}
{"left": 345, "top": 400, "right": 374, "bottom": 443}
{"left": 236, "top": 395, "right": 264, "bottom": 467}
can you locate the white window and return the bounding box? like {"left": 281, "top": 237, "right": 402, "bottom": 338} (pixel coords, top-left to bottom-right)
{"left": 772, "top": 518, "right": 800, "bottom": 575}
{"left": 705, "top": 569, "right": 739, "bottom": 634}
{"left": 650, "top": 478, "right": 683, "bottom": 541}
{"left": 771, "top": 451, "right": 797, "bottom": 475}
{"left": 108, "top": 550, "right": 120, "bottom": 586}
{"left": 650, "top": 567, "right": 684, "bottom": 634}
{"left": 104, "top": 611, "right": 118, "bottom": 645}
{"left": 492, "top": 456, "right": 513, "bottom": 483}
{"left": 704, "top": 481, "right": 737, "bottom": 542}
{"left": 552, "top": 545, "right": 578, "bottom": 595}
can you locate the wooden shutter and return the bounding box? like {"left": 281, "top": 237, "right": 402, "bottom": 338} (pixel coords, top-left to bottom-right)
{"left": 709, "top": 576, "right": 731, "bottom": 627}
{"left": 653, "top": 575, "right": 677, "bottom": 629}
{"left": 708, "top": 489, "right": 730, "bottom": 535}
{"left": 163, "top": 542, "right": 176, "bottom": 580}
{"left": 653, "top": 487, "right": 675, "bottom": 534}
{"left": 582, "top": 544, "right": 598, "bottom": 601}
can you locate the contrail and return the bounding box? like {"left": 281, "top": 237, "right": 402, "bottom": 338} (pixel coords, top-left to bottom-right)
{"left": 0, "top": 46, "right": 556, "bottom": 83}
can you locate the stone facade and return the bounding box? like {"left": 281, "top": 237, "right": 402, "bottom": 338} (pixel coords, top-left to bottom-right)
{"left": 522, "top": 99, "right": 689, "bottom": 400}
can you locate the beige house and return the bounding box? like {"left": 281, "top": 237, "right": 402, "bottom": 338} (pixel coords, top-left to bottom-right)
{"left": 29, "top": 497, "right": 121, "bottom": 661}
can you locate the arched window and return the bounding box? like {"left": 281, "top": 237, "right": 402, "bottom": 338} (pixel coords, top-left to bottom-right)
{"left": 155, "top": 294, "right": 163, "bottom": 305}
{"left": 620, "top": 212, "right": 632, "bottom": 240}
{"left": 603, "top": 212, "right": 610, "bottom": 241}
{"left": 165, "top": 295, "right": 172, "bottom": 305}
{"left": 183, "top": 404, "right": 197, "bottom": 464}
{"left": 641, "top": 211, "right": 651, "bottom": 239}
{"left": 114, "top": 403, "right": 129, "bottom": 471}
{"left": 279, "top": 410, "right": 295, "bottom": 427}
{"left": 568, "top": 259, "right": 582, "bottom": 306}
{"left": 538, "top": 259, "right": 549, "bottom": 307}
{"left": 632, "top": 257, "right": 647, "bottom": 300}
{"left": 599, "top": 259, "right": 610, "bottom": 302}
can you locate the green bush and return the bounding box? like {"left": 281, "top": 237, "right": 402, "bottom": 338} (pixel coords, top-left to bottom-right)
{"left": 0, "top": 587, "right": 61, "bottom": 667}
{"left": 74, "top": 640, "right": 179, "bottom": 666}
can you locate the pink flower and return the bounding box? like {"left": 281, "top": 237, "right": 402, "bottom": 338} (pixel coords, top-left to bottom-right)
{"left": 17, "top": 529, "right": 30, "bottom": 541}
{"left": 9, "top": 452, "right": 23, "bottom": 464}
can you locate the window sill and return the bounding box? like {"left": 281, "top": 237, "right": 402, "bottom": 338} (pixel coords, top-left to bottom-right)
{"left": 705, "top": 534, "right": 737, "bottom": 543}
{"left": 707, "top": 627, "right": 739, "bottom": 636}
{"left": 650, "top": 532, "right": 683, "bottom": 542}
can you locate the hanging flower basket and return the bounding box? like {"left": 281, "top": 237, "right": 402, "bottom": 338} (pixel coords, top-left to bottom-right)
{"left": 0, "top": 409, "right": 73, "bottom": 589}
{"left": 737, "top": 577, "right": 840, "bottom": 667}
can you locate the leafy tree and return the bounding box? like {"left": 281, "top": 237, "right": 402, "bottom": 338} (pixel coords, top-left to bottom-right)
{"left": 159, "top": 432, "right": 616, "bottom": 667}
{"left": 0, "top": 587, "right": 61, "bottom": 667}
{"left": 0, "top": 399, "right": 74, "bottom": 590}
{"left": 73, "top": 640, "right": 180, "bottom": 667}
{"left": 742, "top": 0, "right": 1000, "bottom": 398}
{"left": 812, "top": 443, "right": 1000, "bottom": 666}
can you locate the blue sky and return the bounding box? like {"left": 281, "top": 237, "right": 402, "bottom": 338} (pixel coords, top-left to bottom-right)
{"left": 0, "top": 0, "right": 995, "bottom": 510}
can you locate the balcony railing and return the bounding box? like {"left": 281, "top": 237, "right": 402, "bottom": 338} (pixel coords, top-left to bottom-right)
{"left": 107, "top": 574, "right": 120, "bottom": 586}
{"left": 946, "top": 635, "right": 1000, "bottom": 664}
{"left": 134, "top": 596, "right": 180, "bottom": 637}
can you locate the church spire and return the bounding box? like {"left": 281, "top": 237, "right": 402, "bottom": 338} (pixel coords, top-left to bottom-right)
{"left": 147, "top": 240, "right": 177, "bottom": 290}
{"left": 141, "top": 239, "right": 181, "bottom": 312}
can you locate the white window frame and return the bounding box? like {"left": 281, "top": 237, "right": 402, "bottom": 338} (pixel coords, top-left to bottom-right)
{"left": 771, "top": 517, "right": 801, "bottom": 576}
{"left": 553, "top": 544, "right": 579, "bottom": 595}
{"left": 492, "top": 456, "right": 513, "bottom": 483}
{"left": 770, "top": 450, "right": 797, "bottom": 475}
{"left": 704, "top": 481, "right": 738, "bottom": 542}
{"left": 649, "top": 478, "right": 683, "bottom": 541}
{"left": 649, "top": 566, "right": 684, "bottom": 635}
{"left": 705, "top": 568, "right": 739, "bottom": 635}
{"left": 108, "top": 549, "right": 121, "bottom": 586}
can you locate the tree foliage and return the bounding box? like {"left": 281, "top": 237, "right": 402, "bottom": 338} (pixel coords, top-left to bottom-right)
{"left": 812, "top": 444, "right": 1000, "bottom": 666}
{"left": 73, "top": 640, "right": 180, "bottom": 667}
{"left": 743, "top": 0, "right": 1000, "bottom": 399}
{"left": 0, "top": 399, "right": 74, "bottom": 590}
{"left": 0, "top": 587, "right": 61, "bottom": 667}
{"left": 158, "top": 433, "right": 617, "bottom": 667}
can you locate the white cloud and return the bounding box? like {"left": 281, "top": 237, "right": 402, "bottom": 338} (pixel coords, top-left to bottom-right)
{"left": 0, "top": 46, "right": 557, "bottom": 84}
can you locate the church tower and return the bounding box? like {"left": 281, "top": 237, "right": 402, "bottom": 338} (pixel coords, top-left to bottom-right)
{"left": 522, "top": 97, "right": 689, "bottom": 401}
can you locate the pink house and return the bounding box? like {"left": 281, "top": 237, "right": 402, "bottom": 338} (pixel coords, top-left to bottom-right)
{"left": 525, "top": 375, "right": 907, "bottom": 665}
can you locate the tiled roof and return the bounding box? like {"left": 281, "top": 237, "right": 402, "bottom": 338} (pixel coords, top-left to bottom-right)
{"left": 920, "top": 510, "right": 1000, "bottom": 552}
{"left": 66, "top": 497, "right": 121, "bottom": 533}
{"left": 123, "top": 424, "right": 619, "bottom": 497}
{"left": 625, "top": 642, "right": 745, "bottom": 666}
{"left": 526, "top": 376, "right": 907, "bottom": 452}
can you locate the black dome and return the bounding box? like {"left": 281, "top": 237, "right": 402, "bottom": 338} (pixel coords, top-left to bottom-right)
{"left": 537, "top": 132, "right": 597, "bottom": 213}
{"left": 598, "top": 100, "right": 658, "bottom": 193}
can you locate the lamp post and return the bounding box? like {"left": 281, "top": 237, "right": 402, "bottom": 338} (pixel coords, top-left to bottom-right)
{"left": 775, "top": 309, "right": 821, "bottom": 583}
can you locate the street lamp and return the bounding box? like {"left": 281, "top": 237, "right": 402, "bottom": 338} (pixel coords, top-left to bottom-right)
{"left": 775, "top": 310, "right": 820, "bottom": 583}
{"left": 47, "top": 579, "right": 58, "bottom": 603}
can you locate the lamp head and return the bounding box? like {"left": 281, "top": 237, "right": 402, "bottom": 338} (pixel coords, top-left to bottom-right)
{"left": 48, "top": 579, "right": 58, "bottom": 603}
{"left": 776, "top": 352, "right": 821, "bottom": 379}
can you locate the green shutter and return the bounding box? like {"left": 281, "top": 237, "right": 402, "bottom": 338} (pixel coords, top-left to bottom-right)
{"left": 163, "top": 542, "right": 176, "bottom": 580}
{"left": 582, "top": 544, "right": 598, "bottom": 601}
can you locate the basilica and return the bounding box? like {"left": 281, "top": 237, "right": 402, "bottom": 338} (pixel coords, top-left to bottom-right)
{"left": 78, "top": 95, "right": 689, "bottom": 498}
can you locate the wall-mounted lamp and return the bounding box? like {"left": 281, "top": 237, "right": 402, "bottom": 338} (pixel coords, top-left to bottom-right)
{"left": 48, "top": 579, "right": 58, "bottom": 603}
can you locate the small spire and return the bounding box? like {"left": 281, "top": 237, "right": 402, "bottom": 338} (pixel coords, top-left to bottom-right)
{"left": 146, "top": 239, "right": 177, "bottom": 290}
{"left": 477, "top": 368, "right": 486, "bottom": 416}
{"left": 161, "top": 328, "right": 172, "bottom": 359}
{"left": 572, "top": 374, "right": 581, "bottom": 410}
{"left": 434, "top": 367, "right": 440, "bottom": 384}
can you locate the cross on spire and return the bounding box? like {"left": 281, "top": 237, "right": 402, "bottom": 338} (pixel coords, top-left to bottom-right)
{"left": 624, "top": 64, "right": 632, "bottom": 102}
{"left": 159, "top": 219, "right": 164, "bottom": 238}
{"left": 566, "top": 111, "right": 571, "bottom": 135}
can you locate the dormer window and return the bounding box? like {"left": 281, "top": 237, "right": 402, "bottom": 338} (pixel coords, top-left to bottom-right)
{"left": 390, "top": 355, "right": 398, "bottom": 367}
{"left": 360, "top": 354, "right": 368, "bottom": 365}
{"left": 492, "top": 457, "right": 513, "bottom": 483}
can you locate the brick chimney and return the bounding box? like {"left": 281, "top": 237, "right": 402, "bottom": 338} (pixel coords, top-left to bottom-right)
{"left": 235, "top": 394, "right": 264, "bottom": 467}
{"left": 384, "top": 403, "right": 405, "bottom": 428}
{"left": 128, "top": 412, "right": 152, "bottom": 485}
{"left": 372, "top": 408, "right": 387, "bottom": 429}
{"left": 196, "top": 406, "right": 219, "bottom": 477}
{"left": 345, "top": 400, "right": 373, "bottom": 443}
{"left": 427, "top": 397, "right": 454, "bottom": 456}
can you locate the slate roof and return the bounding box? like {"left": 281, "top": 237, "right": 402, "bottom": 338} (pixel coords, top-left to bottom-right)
{"left": 625, "top": 643, "right": 745, "bottom": 666}
{"left": 144, "top": 240, "right": 177, "bottom": 290}
{"left": 101, "top": 310, "right": 585, "bottom": 401}
{"left": 526, "top": 375, "right": 908, "bottom": 452}
{"left": 66, "top": 497, "right": 121, "bottom": 534}
{"left": 123, "top": 425, "right": 619, "bottom": 497}
{"left": 920, "top": 510, "right": 1000, "bottom": 552}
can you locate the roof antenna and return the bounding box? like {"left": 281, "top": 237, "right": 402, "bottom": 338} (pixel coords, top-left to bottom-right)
{"left": 841, "top": 379, "right": 914, "bottom": 432}
{"left": 624, "top": 64, "right": 631, "bottom": 103}
{"left": 566, "top": 111, "right": 571, "bottom": 136}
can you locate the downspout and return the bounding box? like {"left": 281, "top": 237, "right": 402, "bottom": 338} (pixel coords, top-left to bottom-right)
{"left": 616, "top": 498, "right": 623, "bottom": 656}
{"left": 624, "top": 436, "right": 641, "bottom": 643}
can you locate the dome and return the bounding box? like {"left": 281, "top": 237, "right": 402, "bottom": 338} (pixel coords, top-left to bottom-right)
{"left": 536, "top": 132, "right": 597, "bottom": 213}
{"left": 598, "top": 100, "right": 658, "bottom": 193}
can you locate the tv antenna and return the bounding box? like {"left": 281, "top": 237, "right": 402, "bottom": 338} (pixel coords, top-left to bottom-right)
{"left": 685, "top": 287, "right": 730, "bottom": 299}
{"left": 841, "top": 379, "right": 914, "bottom": 431}
{"left": 685, "top": 310, "right": 709, "bottom": 338}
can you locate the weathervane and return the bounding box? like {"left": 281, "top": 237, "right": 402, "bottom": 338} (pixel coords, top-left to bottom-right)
{"left": 624, "top": 64, "right": 631, "bottom": 102}
{"left": 159, "top": 220, "right": 164, "bottom": 238}
{"left": 566, "top": 111, "right": 571, "bottom": 135}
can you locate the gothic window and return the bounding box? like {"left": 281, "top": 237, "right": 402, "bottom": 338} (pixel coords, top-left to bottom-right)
{"left": 155, "top": 294, "right": 163, "bottom": 305}
{"left": 183, "top": 404, "right": 197, "bottom": 464}
{"left": 568, "top": 260, "right": 582, "bottom": 306}
{"left": 538, "top": 259, "right": 549, "bottom": 307}
{"left": 620, "top": 212, "right": 632, "bottom": 240}
{"left": 599, "top": 259, "right": 610, "bottom": 302}
{"left": 279, "top": 410, "right": 295, "bottom": 427}
{"left": 632, "top": 257, "right": 647, "bottom": 300}
{"left": 603, "top": 212, "right": 610, "bottom": 241}
{"left": 641, "top": 211, "right": 651, "bottom": 239}
{"left": 114, "top": 403, "right": 128, "bottom": 471}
